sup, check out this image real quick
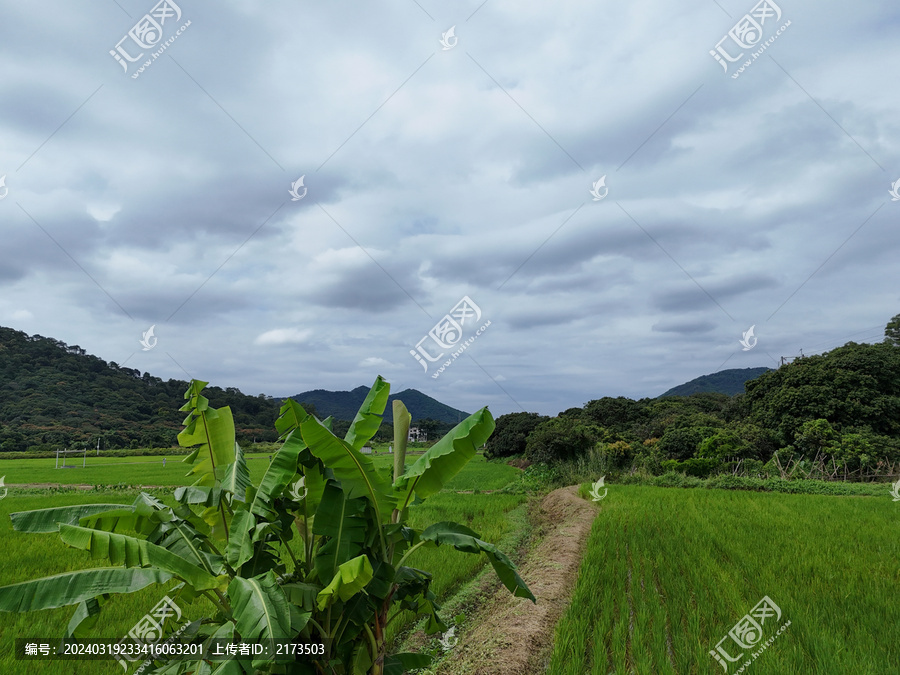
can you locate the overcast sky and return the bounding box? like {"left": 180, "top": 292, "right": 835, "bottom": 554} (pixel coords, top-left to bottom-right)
{"left": 1, "top": 1, "right": 898, "bottom": 418}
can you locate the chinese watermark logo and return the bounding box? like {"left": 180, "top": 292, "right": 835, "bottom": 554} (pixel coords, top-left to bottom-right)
{"left": 409, "top": 296, "right": 491, "bottom": 379}
{"left": 590, "top": 176, "right": 608, "bottom": 201}
{"left": 889, "top": 179, "right": 900, "bottom": 202}
{"left": 739, "top": 325, "right": 757, "bottom": 351}
{"left": 289, "top": 176, "right": 308, "bottom": 201}
{"left": 288, "top": 476, "right": 307, "bottom": 501}
{"left": 588, "top": 476, "right": 607, "bottom": 502}
{"left": 438, "top": 626, "right": 458, "bottom": 652}
{"left": 710, "top": 1, "right": 790, "bottom": 79}
{"left": 0, "top": 176, "right": 7, "bottom": 200}
{"left": 110, "top": 1, "right": 191, "bottom": 79}
{"left": 889, "top": 477, "right": 900, "bottom": 501}
{"left": 140, "top": 325, "right": 158, "bottom": 351}
{"left": 115, "top": 596, "right": 183, "bottom": 671}
{"left": 440, "top": 26, "right": 458, "bottom": 50}
{"left": 710, "top": 596, "right": 790, "bottom": 672}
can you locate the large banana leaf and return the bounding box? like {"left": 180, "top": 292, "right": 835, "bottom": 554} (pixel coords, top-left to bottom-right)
{"left": 343, "top": 375, "right": 390, "bottom": 451}
{"left": 420, "top": 521, "right": 535, "bottom": 602}
{"left": 301, "top": 415, "right": 395, "bottom": 524}
{"left": 391, "top": 566, "right": 444, "bottom": 633}
{"left": 182, "top": 407, "right": 236, "bottom": 487}
{"left": 228, "top": 572, "right": 293, "bottom": 667}
{"left": 294, "top": 461, "right": 327, "bottom": 535}
{"left": 179, "top": 380, "right": 236, "bottom": 486}
{"left": 80, "top": 492, "right": 175, "bottom": 536}
{"left": 59, "top": 525, "right": 222, "bottom": 591}
{"left": 313, "top": 483, "right": 367, "bottom": 584}
{"left": 174, "top": 485, "right": 223, "bottom": 507}
{"left": 155, "top": 520, "right": 223, "bottom": 576}
{"left": 225, "top": 509, "right": 257, "bottom": 570}
{"left": 222, "top": 442, "right": 251, "bottom": 502}
{"left": 77, "top": 508, "right": 141, "bottom": 534}
{"left": 0, "top": 568, "right": 172, "bottom": 612}
{"left": 316, "top": 554, "right": 373, "bottom": 610}
{"left": 274, "top": 398, "right": 309, "bottom": 439}
{"left": 10, "top": 503, "right": 130, "bottom": 533}
{"left": 392, "top": 399, "right": 411, "bottom": 483}
{"left": 394, "top": 408, "right": 495, "bottom": 508}
{"left": 248, "top": 430, "right": 304, "bottom": 520}
{"left": 65, "top": 597, "right": 103, "bottom": 638}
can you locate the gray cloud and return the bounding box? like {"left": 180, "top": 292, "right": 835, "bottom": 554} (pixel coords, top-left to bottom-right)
{"left": 0, "top": 0, "right": 897, "bottom": 417}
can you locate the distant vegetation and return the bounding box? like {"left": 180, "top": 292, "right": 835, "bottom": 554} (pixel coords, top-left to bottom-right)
{"left": 286, "top": 386, "right": 468, "bottom": 425}
{"left": 659, "top": 366, "right": 772, "bottom": 397}
{"left": 0, "top": 326, "right": 459, "bottom": 453}
{"left": 488, "top": 328, "right": 900, "bottom": 484}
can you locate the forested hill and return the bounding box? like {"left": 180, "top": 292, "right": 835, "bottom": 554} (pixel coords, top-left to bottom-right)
{"left": 0, "top": 326, "right": 468, "bottom": 453}
{"left": 0, "top": 326, "right": 286, "bottom": 452}
{"left": 284, "top": 387, "right": 469, "bottom": 425}
{"left": 660, "top": 367, "right": 772, "bottom": 397}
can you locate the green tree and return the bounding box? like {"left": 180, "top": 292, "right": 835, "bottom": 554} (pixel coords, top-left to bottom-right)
{"left": 656, "top": 425, "right": 718, "bottom": 461}
{"left": 583, "top": 396, "right": 647, "bottom": 435}
{"left": 484, "top": 412, "right": 547, "bottom": 459}
{"left": 793, "top": 418, "right": 839, "bottom": 456}
{"left": 697, "top": 430, "right": 751, "bottom": 461}
{"left": 746, "top": 342, "right": 900, "bottom": 444}
{"left": 885, "top": 312, "right": 900, "bottom": 347}
{"left": 525, "top": 417, "right": 600, "bottom": 464}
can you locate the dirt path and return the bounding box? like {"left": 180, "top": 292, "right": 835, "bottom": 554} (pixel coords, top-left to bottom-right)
{"left": 435, "top": 485, "right": 598, "bottom": 675}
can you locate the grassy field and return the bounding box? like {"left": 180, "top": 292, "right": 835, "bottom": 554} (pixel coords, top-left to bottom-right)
{"left": 548, "top": 485, "right": 900, "bottom": 674}
{"left": 0, "top": 452, "right": 521, "bottom": 492}
{"left": 0, "top": 454, "right": 525, "bottom": 674}
{"left": 0, "top": 452, "right": 310, "bottom": 487}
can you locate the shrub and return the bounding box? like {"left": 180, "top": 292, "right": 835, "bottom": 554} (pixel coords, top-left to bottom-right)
{"left": 660, "top": 457, "right": 721, "bottom": 478}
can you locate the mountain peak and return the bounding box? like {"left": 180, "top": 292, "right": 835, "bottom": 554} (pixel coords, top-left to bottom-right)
{"left": 659, "top": 367, "right": 772, "bottom": 397}
{"left": 286, "top": 385, "right": 469, "bottom": 423}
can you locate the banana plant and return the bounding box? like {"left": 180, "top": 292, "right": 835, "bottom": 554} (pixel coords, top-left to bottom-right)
{"left": 0, "top": 377, "right": 534, "bottom": 674}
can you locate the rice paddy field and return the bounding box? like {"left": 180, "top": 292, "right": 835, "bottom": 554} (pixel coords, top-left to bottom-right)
{"left": 0, "top": 451, "right": 519, "bottom": 492}
{"left": 2, "top": 453, "right": 897, "bottom": 675}
{"left": 0, "top": 454, "right": 526, "bottom": 674}
{"left": 548, "top": 485, "right": 900, "bottom": 674}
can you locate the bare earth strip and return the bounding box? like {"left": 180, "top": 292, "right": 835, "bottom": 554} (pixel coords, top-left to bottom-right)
{"left": 435, "top": 485, "right": 598, "bottom": 675}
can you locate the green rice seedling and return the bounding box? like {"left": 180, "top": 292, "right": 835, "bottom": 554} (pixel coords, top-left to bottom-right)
{"left": 550, "top": 486, "right": 900, "bottom": 674}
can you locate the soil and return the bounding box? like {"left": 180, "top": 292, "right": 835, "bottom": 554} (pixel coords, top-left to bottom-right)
{"left": 434, "top": 485, "right": 597, "bottom": 675}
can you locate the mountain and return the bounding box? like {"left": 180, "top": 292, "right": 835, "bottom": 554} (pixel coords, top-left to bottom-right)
{"left": 286, "top": 386, "right": 469, "bottom": 424}
{"left": 659, "top": 367, "right": 772, "bottom": 397}
{"left": 0, "top": 325, "right": 469, "bottom": 452}
{"left": 0, "top": 326, "right": 287, "bottom": 452}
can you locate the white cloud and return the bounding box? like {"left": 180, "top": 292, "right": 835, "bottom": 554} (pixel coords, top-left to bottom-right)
{"left": 255, "top": 328, "right": 313, "bottom": 346}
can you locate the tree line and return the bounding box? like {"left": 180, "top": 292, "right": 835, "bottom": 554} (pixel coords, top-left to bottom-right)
{"left": 486, "top": 330, "right": 900, "bottom": 481}
{"left": 0, "top": 327, "right": 455, "bottom": 452}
